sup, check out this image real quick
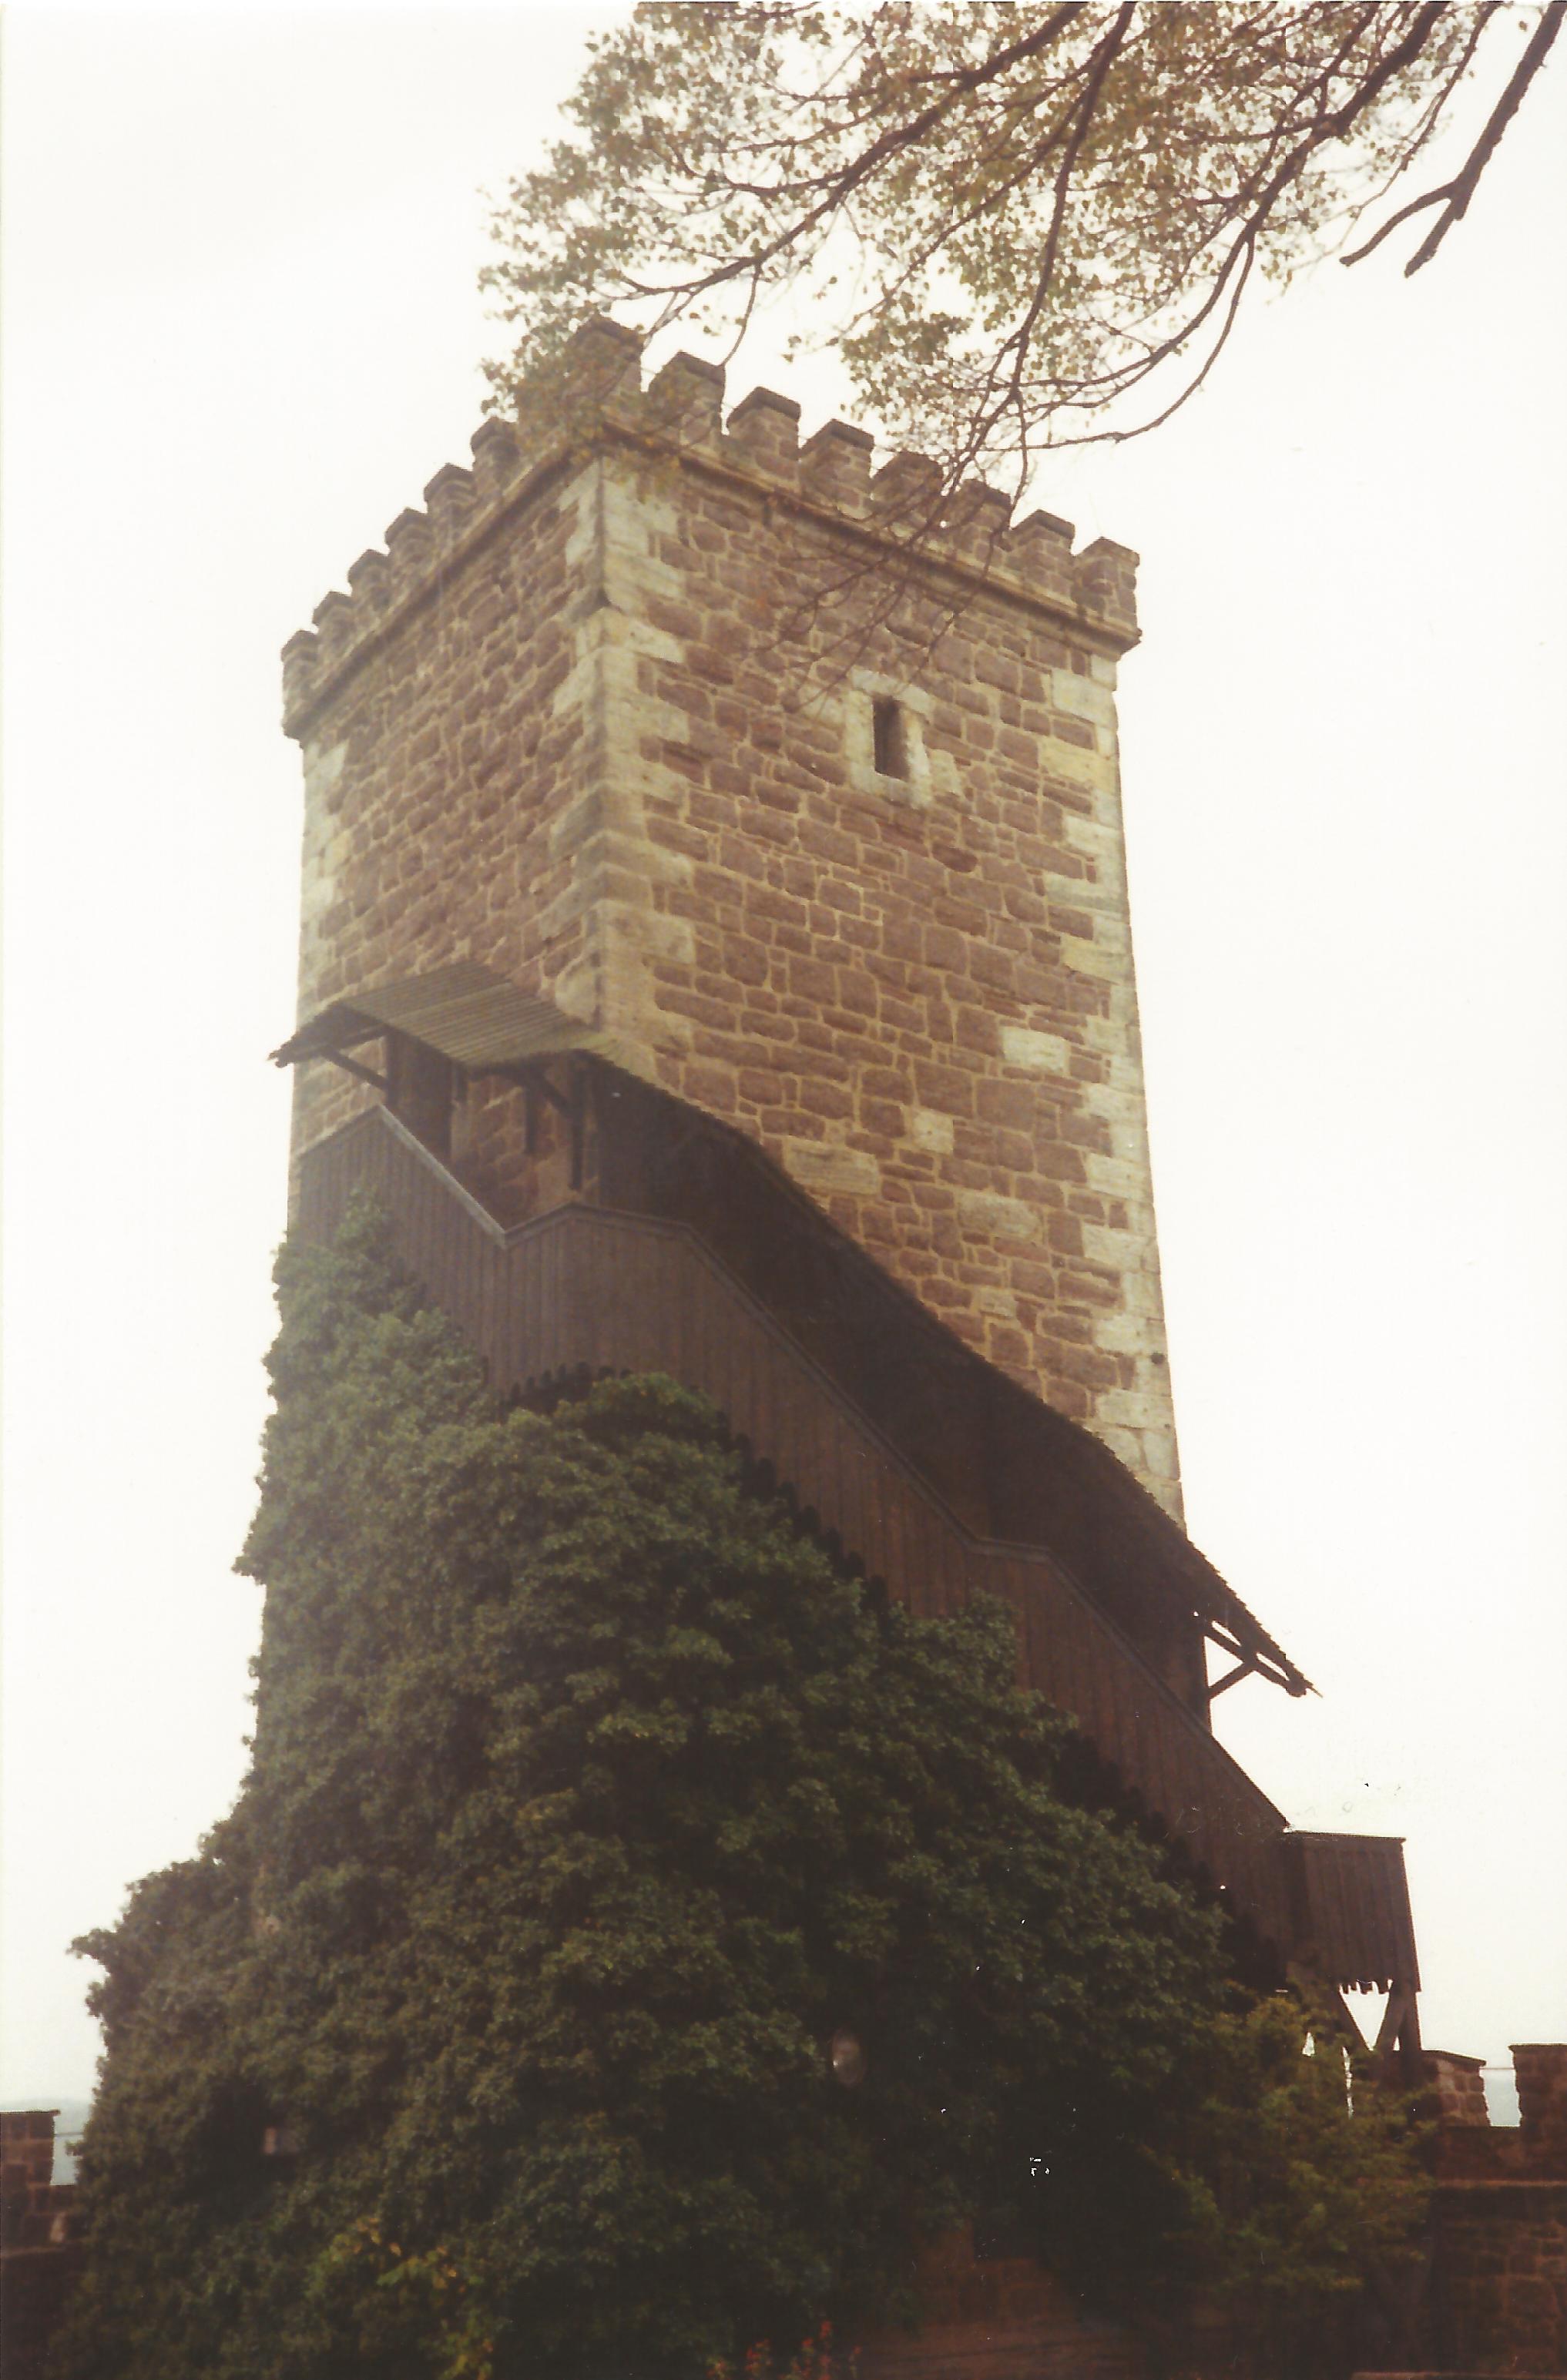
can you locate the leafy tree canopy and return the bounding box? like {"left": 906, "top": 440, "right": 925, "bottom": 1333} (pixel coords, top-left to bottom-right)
{"left": 65, "top": 1208, "right": 1238, "bottom": 2380}
{"left": 1163, "top": 1993, "right": 1431, "bottom": 2376}
{"left": 484, "top": 2, "right": 1562, "bottom": 494}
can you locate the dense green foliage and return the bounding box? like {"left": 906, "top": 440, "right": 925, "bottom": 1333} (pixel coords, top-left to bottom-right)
{"left": 65, "top": 1208, "right": 1233, "bottom": 2378}
{"left": 1160, "top": 1993, "right": 1431, "bottom": 2377}
{"left": 65, "top": 1208, "right": 1427, "bottom": 2376}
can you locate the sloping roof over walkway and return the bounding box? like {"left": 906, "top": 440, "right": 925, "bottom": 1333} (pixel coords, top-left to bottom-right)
{"left": 271, "top": 959, "right": 615, "bottom": 1074}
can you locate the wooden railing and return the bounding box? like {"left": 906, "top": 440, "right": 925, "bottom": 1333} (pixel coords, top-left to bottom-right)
{"left": 300, "top": 1108, "right": 1304, "bottom": 1954}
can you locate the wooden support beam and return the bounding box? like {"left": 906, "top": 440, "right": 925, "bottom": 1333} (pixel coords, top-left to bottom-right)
{"left": 493, "top": 1061, "right": 574, "bottom": 1122}
{"left": 1375, "top": 1986, "right": 1411, "bottom": 2053}
{"left": 1204, "top": 1621, "right": 1247, "bottom": 1663}
{"left": 495, "top": 1059, "right": 586, "bottom": 1184}
{"left": 568, "top": 1061, "right": 586, "bottom": 1191}
{"left": 1200, "top": 1618, "right": 1300, "bottom": 1697}
{"left": 1206, "top": 1656, "right": 1257, "bottom": 1701}
{"left": 327, "top": 1051, "right": 390, "bottom": 1094}
{"left": 1374, "top": 1980, "right": 1424, "bottom": 2082}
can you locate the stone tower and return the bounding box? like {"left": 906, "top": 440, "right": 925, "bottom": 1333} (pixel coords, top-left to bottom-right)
{"left": 281, "top": 321, "right": 1181, "bottom": 1518}
{"left": 276, "top": 318, "right": 1425, "bottom": 2061}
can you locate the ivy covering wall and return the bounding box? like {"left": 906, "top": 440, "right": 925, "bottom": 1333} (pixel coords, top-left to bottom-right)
{"left": 61, "top": 1211, "right": 1421, "bottom": 2379}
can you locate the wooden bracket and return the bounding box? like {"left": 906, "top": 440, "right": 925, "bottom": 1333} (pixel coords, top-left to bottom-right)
{"left": 1200, "top": 1617, "right": 1299, "bottom": 1697}
{"left": 504, "top": 1061, "right": 588, "bottom": 1188}
{"left": 508, "top": 1065, "right": 572, "bottom": 1121}
{"left": 568, "top": 1060, "right": 586, "bottom": 1190}
{"left": 327, "top": 1051, "right": 390, "bottom": 1094}
{"left": 1374, "top": 1980, "right": 1424, "bottom": 2081}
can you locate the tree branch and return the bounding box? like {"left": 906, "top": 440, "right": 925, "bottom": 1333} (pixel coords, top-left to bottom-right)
{"left": 657, "top": 4, "right": 1092, "bottom": 302}
{"left": 1343, "top": 0, "right": 1562, "bottom": 271}
{"left": 995, "top": 1, "right": 1137, "bottom": 413}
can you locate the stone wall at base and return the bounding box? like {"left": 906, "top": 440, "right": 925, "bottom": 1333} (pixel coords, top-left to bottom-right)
{"left": 1, "top": 2111, "right": 83, "bottom": 2380}
{"left": 854, "top": 2227, "right": 1149, "bottom": 2379}
{"left": 1411, "top": 2043, "right": 1567, "bottom": 2375}
{"left": 1428, "top": 2180, "right": 1567, "bottom": 2374}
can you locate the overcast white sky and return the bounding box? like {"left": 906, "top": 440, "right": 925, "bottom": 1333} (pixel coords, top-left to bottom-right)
{"left": 3, "top": 4, "right": 1565, "bottom": 2116}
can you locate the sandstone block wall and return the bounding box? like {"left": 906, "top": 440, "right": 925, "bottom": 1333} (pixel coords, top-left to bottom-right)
{"left": 1518, "top": 2044, "right": 1567, "bottom": 2174}
{"left": 1417, "top": 2043, "right": 1567, "bottom": 2372}
{"left": 283, "top": 329, "right": 1183, "bottom": 1515}
{"left": 1, "top": 2112, "right": 83, "bottom": 2380}
{"left": 1433, "top": 2182, "right": 1567, "bottom": 2372}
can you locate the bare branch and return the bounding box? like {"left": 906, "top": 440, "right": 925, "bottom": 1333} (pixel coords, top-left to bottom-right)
{"left": 643, "top": 5, "right": 1092, "bottom": 306}
{"left": 1343, "top": 0, "right": 1563, "bottom": 270}
{"left": 997, "top": 2, "right": 1137, "bottom": 404}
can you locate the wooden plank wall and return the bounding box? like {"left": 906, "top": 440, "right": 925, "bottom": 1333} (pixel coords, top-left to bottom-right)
{"left": 300, "top": 1111, "right": 1310, "bottom": 1958}
{"left": 1280, "top": 1832, "right": 1422, "bottom": 1995}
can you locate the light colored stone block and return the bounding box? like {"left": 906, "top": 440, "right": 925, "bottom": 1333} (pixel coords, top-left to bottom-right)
{"left": 1083, "top": 1152, "right": 1150, "bottom": 1199}
{"left": 1001, "top": 1024, "right": 1069, "bottom": 1074}
{"left": 303, "top": 738, "right": 347, "bottom": 798}
{"left": 1138, "top": 1428, "right": 1179, "bottom": 1481}
{"left": 1099, "top": 1426, "right": 1144, "bottom": 1473}
{"left": 1051, "top": 672, "right": 1115, "bottom": 726}
{"left": 602, "top": 903, "right": 695, "bottom": 966}
{"left": 1082, "top": 1222, "right": 1155, "bottom": 1271}
{"left": 1061, "top": 936, "right": 1130, "bottom": 982}
{"left": 1092, "top": 1311, "right": 1163, "bottom": 1356}
{"left": 911, "top": 1106, "right": 953, "bottom": 1153}
{"left": 1039, "top": 736, "right": 1105, "bottom": 789}
{"left": 1095, "top": 1386, "right": 1178, "bottom": 1431}
{"left": 958, "top": 1188, "right": 1036, "bottom": 1240}
{"left": 783, "top": 1140, "right": 882, "bottom": 1198}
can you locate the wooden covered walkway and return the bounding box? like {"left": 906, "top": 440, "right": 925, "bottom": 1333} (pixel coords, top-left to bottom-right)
{"left": 297, "top": 1099, "right": 1419, "bottom": 2006}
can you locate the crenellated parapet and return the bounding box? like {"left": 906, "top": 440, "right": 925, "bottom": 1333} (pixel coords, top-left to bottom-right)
{"left": 281, "top": 320, "right": 1137, "bottom": 736}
